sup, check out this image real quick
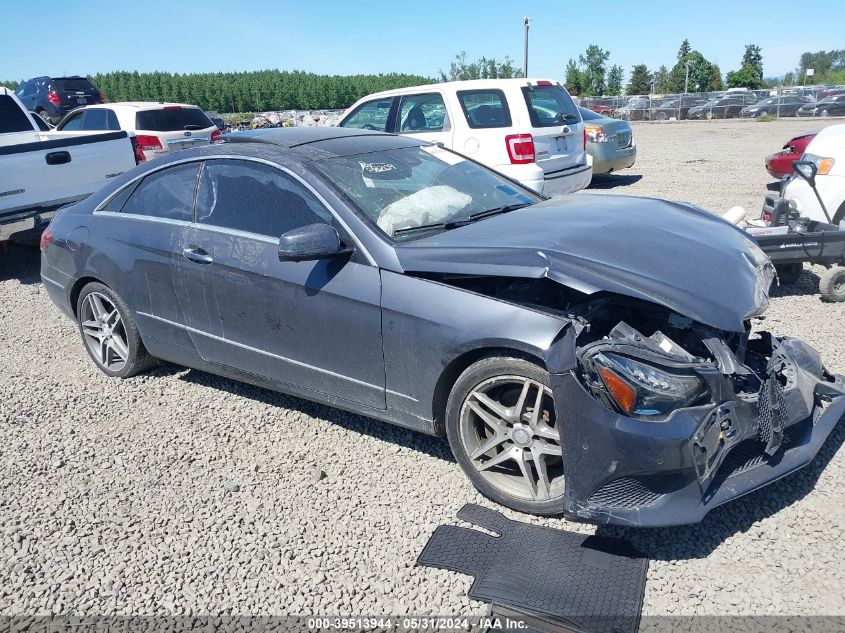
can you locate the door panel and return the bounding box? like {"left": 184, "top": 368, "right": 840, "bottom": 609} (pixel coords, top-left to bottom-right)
{"left": 172, "top": 158, "right": 385, "bottom": 408}
{"left": 173, "top": 227, "right": 385, "bottom": 408}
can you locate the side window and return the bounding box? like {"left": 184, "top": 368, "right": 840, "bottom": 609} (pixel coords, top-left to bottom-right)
{"left": 59, "top": 112, "right": 85, "bottom": 131}
{"left": 0, "top": 96, "right": 35, "bottom": 133}
{"left": 340, "top": 99, "right": 393, "bottom": 132}
{"left": 121, "top": 163, "right": 200, "bottom": 221}
{"left": 397, "top": 93, "right": 447, "bottom": 133}
{"left": 82, "top": 109, "right": 109, "bottom": 130}
{"left": 458, "top": 89, "right": 512, "bottom": 129}
{"left": 107, "top": 109, "right": 121, "bottom": 130}
{"left": 196, "top": 159, "right": 332, "bottom": 238}
{"left": 100, "top": 182, "right": 138, "bottom": 213}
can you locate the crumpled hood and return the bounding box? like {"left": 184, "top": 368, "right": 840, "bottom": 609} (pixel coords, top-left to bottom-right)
{"left": 394, "top": 194, "right": 774, "bottom": 332}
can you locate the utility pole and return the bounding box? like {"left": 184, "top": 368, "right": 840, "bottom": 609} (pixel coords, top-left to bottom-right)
{"left": 684, "top": 59, "right": 691, "bottom": 94}
{"left": 523, "top": 17, "right": 531, "bottom": 77}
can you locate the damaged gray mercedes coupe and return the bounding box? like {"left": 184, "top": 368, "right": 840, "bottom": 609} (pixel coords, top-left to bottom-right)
{"left": 41, "top": 128, "right": 845, "bottom": 526}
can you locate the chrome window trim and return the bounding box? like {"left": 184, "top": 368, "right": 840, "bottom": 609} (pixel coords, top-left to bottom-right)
{"left": 93, "top": 154, "right": 375, "bottom": 265}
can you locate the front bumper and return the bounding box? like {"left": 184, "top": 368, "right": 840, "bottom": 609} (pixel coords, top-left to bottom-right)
{"left": 552, "top": 338, "right": 845, "bottom": 527}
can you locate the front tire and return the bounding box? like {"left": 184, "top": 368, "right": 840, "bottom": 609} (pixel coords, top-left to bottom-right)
{"left": 819, "top": 267, "right": 845, "bottom": 302}
{"left": 445, "top": 356, "right": 564, "bottom": 516}
{"left": 76, "top": 282, "right": 156, "bottom": 377}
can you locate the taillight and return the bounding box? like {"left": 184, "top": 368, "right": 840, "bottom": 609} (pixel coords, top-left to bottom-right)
{"left": 40, "top": 226, "right": 54, "bottom": 252}
{"left": 535, "top": 80, "right": 553, "bottom": 87}
{"left": 130, "top": 134, "right": 162, "bottom": 164}
{"left": 210, "top": 128, "right": 222, "bottom": 143}
{"left": 505, "top": 134, "right": 535, "bottom": 164}
{"left": 583, "top": 127, "right": 588, "bottom": 149}
{"left": 163, "top": 105, "right": 182, "bottom": 110}
{"left": 47, "top": 90, "right": 60, "bottom": 106}
{"left": 98, "top": 91, "right": 105, "bottom": 103}
{"left": 763, "top": 212, "right": 773, "bottom": 223}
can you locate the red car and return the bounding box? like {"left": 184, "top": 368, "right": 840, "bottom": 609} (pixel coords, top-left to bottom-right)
{"left": 765, "top": 131, "right": 817, "bottom": 179}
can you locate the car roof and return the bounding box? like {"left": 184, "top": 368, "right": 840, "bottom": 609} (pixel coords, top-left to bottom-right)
{"left": 221, "top": 127, "right": 422, "bottom": 155}
{"left": 349, "top": 77, "right": 560, "bottom": 101}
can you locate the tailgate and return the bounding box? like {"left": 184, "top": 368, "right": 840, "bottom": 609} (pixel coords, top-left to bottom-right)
{"left": 0, "top": 132, "right": 135, "bottom": 220}
{"left": 598, "top": 120, "right": 633, "bottom": 149}
{"left": 520, "top": 84, "right": 586, "bottom": 176}
{"left": 54, "top": 79, "right": 99, "bottom": 109}
{"left": 157, "top": 128, "right": 215, "bottom": 152}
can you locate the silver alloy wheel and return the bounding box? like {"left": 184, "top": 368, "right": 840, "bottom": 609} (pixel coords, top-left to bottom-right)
{"left": 80, "top": 292, "right": 129, "bottom": 372}
{"left": 459, "top": 375, "right": 563, "bottom": 502}
{"left": 821, "top": 109, "right": 830, "bottom": 118}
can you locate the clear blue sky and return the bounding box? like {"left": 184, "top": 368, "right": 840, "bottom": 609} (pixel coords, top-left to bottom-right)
{"left": 2, "top": 0, "right": 842, "bottom": 82}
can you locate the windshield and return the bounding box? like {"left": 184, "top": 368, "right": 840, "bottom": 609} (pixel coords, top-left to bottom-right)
{"left": 313, "top": 145, "right": 539, "bottom": 242}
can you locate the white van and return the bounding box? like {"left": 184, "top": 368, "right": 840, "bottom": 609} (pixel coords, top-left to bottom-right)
{"left": 337, "top": 79, "right": 592, "bottom": 196}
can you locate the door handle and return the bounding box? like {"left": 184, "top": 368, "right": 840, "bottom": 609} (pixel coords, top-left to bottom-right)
{"left": 182, "top": 246, "right": 213, "bottom": 265}
{"left": 45, "top": 151, "right": 71, "bottom": 165}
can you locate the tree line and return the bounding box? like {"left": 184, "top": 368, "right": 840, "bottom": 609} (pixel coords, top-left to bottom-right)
{"left": 0, "top": 70, "right": 434, "bottom": 112}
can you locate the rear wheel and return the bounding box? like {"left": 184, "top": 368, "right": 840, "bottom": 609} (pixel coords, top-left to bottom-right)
{"left": 37, "top": 110, "right": 51, "bottom": 124}
{"left": 705, "top": 110, "right": 714, "bottom": 120}
{"left": 657, "top": 111, "right": 668, "bottom": 121}
{"left": 819, "top": 266, "right": 845, "bottom": 302}
{"left": 776, "top": 263, "right": 803, "bottom": 285}
{"left": 446, "top": 356, "right": 564, "bottom": 515}
{"left": 76, "top": 282, "right": 156, "bottom": 377}
{"left": 821, "top": 109, "right": 830, "bottom": 118}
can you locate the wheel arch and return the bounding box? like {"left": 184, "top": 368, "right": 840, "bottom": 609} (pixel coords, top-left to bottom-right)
{"left": 431, "top": 345, "right": 547, "bottom": 437}
{"left": 833, "top": 200, "right": 845, "bottom": 225}
{"left": 69, "top": 275, "right": 106, "bottom": 318}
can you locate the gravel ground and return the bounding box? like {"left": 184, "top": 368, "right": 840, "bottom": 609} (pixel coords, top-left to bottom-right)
{"left": 1, "top": 118, "right": 844, "bottom": 620}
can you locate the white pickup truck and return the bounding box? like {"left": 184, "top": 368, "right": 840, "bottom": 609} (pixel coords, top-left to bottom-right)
{"left": 1, "top": 87, "right": 136, "bottom": 242}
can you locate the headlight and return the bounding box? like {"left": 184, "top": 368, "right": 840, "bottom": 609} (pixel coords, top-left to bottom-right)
{"left": 585, "top": 126, "right": 609, "bottom": 143}
{"left": 802, "top": 152, "right": 835, "bottom": 175}
{"left": 594, "top": 353, "right": 708, "bottom": 418}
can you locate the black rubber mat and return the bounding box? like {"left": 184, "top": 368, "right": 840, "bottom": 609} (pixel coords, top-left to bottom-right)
{"left": 417, "top": 504, "right": 648, "bottom": 633}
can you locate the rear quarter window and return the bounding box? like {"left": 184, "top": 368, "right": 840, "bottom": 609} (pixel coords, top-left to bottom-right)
{"left": 457, "top": 90, "right": 511, "bottom": 129}
{"left": 0, "top": 96, "right": 35, "bottom": 133}
{"left": 135, "top": 108, "right": 214, "bottom": 132}
{"left": 521, "top": 85, "right": 580, "bottom": 128}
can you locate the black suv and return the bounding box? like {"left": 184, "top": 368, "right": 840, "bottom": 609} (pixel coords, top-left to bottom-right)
{"left": 14, "top": 76, "right": 103, "bottom": 125}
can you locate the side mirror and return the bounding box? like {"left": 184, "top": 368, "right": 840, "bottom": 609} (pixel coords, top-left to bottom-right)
{"left": 278, "top": 223, "right": 353, "bottom": 262}
{"left": 792, "top": 160, "right": 817, "bottom": 186}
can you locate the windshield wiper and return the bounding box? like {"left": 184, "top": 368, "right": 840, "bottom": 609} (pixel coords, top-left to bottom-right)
{"left": 393, "top": 220, "right": 468, "bottom": 237}
{"left": 393, "top": 203, "right": 532, "bottom": 237}
{"left": 468, "top": 202, "right": 531, "bottom": 221}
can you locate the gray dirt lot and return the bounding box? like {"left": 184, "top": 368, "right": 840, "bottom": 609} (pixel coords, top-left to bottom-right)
{"left": 0, "top": 118, "right": 843, "bottom": 619}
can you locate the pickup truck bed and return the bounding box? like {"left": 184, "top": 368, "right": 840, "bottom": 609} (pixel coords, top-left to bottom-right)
{"left": 1, "top": 88, "right": 136, "bottom": 242}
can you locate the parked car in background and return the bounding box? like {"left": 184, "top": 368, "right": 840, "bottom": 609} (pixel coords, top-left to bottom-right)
{"left": 14, "top": 76, "right": 104, "bottom": 125}
{"left": 796, "top": 96, "right": 845, "bottom": 118}
{"left": 0, "top": 87, "right": 135, "bottom": 242}
{"left": 615, "top": 99, "right": 652, "bottom": 121}
{"left": 649, "top": 96, "right": 708, "bottom": 120}
{"left": 779, "top": 124, "right": 845, "bottom": 224}
{"left": 578, "top": 107, "right": 636, "bottom": 175}
{"left": 687, "top": 94, "right": 759, "bottom": 119}
{"left": 740, "top": 95, "right": 814, "bottom": 118}
{"left": 57, "top": 103, "right": 222, "bottom": 163}
{"left": 579, "top": 97, "right": 616, "bottom": 117}
{"left": 765, "top": 131, "right": 817, "bottom": 179}
{"left": 337, "top": 78, "right": 592, "bottom": 195}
